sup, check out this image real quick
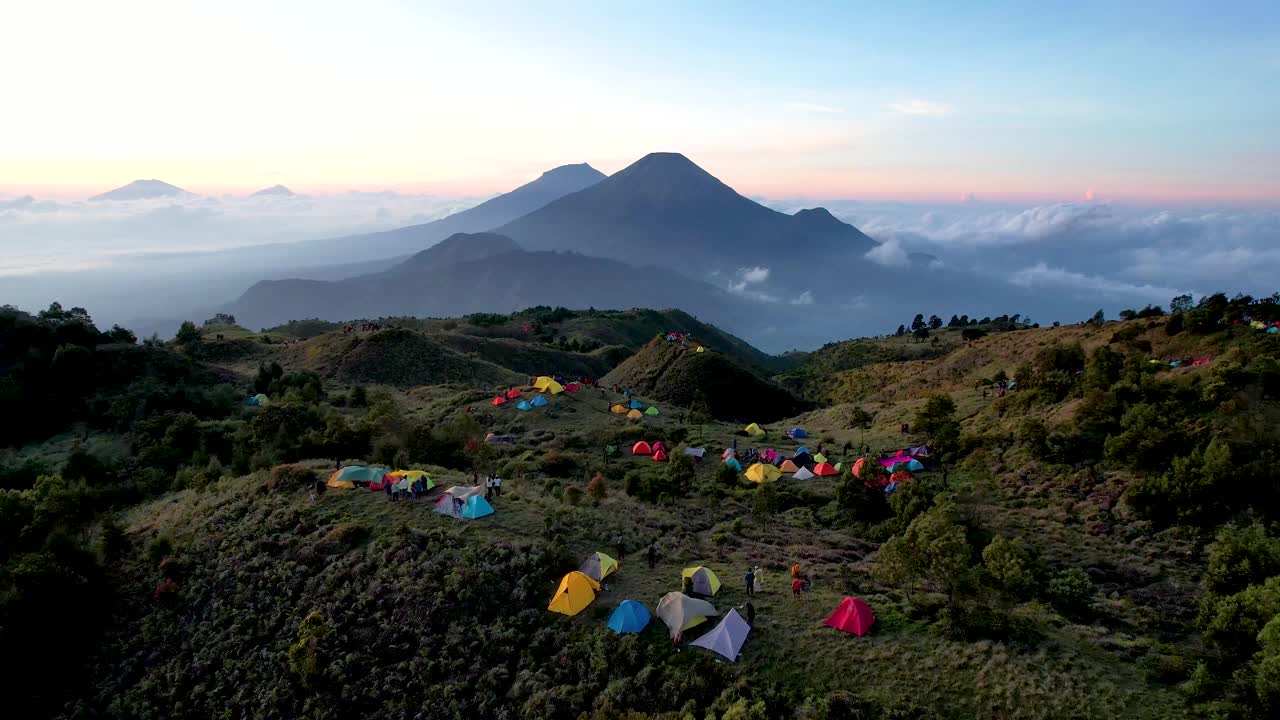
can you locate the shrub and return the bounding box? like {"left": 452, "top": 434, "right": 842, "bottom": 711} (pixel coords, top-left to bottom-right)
{"left": 1047, "top": 567, "right": 1093, "bottom": 615}
{"left": 563, "top": 486, "right": 583, "bottom": 506}
{"left": 586, "top": 473, "right": 607, "bottom": 500}
{"left": 539, "top": 450, "right": 579, "bottom": 478}
{"left": 147, "top": 536, "right": 174, "bottom": 565}
{"left": 269, "top": 464, "right": 317, "bottom": 492}
{"left": 1165, "top": 313, "right": 1184, "bottom": 336}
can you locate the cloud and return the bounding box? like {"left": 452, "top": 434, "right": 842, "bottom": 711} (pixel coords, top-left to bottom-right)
{"left": 789, "top": 102, "right": 843, "bottom": 114}
{"left": 887, "top": 100, "right": 953, "bottom": 116}
{"left": 790, "top": 291, "right": 815, "bottom": 305}
{"left": 865, "top": 238, "right": 910, "bottom": 267}
{"left": 1082, "top": 189, "right": 1096, "bottom": 202}
{"left": 1009, "top": 262, "right": 1188, "bottom": 302}
{"left": 725, "top": 266, "right": 780, "bottom": 302}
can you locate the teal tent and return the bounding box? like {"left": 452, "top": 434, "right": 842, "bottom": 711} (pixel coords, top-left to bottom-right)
{"left": 608, "top": 600, "right": 651, "bottom": 634}
{"left": 462, "top": 496, "right": 495, "bottom": 519}
{"left": 531, "top": 395, "right": 549, "bottom": 408}
{"left": 516, "top": 400, "right": 533, "bottom": 411}
{"left": 723, "top": 457, "right": 743, "bottom": 472}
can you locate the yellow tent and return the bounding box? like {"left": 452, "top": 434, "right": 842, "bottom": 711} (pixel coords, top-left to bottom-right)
{"left": 610, "top": 403, "right": 628, "bottom": 414}
{"left": 627, "top": 408, "right": 643, "bottom": 419}
{"left": 326, "top": 472, "right": 355, "bottom": 489}
{"left": 744, "top": 423, "right": 765, "bottom": 438}
{"left": 390, "top": 469, "right": 434, "bottom": 490}
{"left": 545, "top": 380, "right": 565, "bottom": 395}
{"left": 548, "top": 571, "right": 600, "bottom": 616}
{"left": 682, "top": 566, "right": 722, "bottom": 595}
{"left": 813, "top": 453, "right": 828, "bottom": 464}
{"left": 533, "top": 376, "right": 554, "bottom": 391}
{"left": 579, "top": 552, "right": 619, "bottom": 582}
{"left": 778, "top": 459, "right": 800, "bottom": 473}
{"left": 696, "top": 346, "right": 705, "bottom": 353}
{"left": 744, "top": 463, "right": 781, "bottom": 483}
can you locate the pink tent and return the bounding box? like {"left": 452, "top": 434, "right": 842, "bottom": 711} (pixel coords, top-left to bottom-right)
{"left": 879, "top": 455, "right": 913, "bottom": 468}
{"left": 824, "top": 596, "right": 875, "bottom": 636}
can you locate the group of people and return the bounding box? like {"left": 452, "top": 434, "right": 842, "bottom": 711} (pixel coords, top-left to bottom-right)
{"left": 484, "top": 474, "right": 503, "bottom": 498}
{"left": 384, "top": 475, "right": 429, "bottom": 501}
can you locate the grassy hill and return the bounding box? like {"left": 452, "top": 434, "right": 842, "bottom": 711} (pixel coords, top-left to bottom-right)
{"left": 6, "top": 294, "right": 1280, "bottom": 719}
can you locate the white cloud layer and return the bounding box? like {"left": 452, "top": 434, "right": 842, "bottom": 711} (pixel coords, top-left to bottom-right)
{"left": 887, "top": 100, "right": 952, "bottom": 116}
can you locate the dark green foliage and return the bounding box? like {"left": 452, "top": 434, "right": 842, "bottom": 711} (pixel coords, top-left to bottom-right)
{"left": 175, "top": 320, "right": 202, "bottom": 346}
{"left": 1165, "top": 312, "right": 1185, "bottom": 336}
{"left": 914, "top": 396, "right": 960, "bottom": 453}
{"left": 1047, "top": 568, "right": 1094, "bottom": 616}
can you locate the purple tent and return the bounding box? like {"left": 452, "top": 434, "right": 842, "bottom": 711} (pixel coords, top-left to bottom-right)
{"left": 690, "top": 608, "right": 751, "bottom": 662}
{"left": 879, "top": 455, "right": 913, "bottom": 468}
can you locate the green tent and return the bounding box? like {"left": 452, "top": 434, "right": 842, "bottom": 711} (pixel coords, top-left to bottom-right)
{"left": 645, "top": 406, "right": 660, "bottom": 416}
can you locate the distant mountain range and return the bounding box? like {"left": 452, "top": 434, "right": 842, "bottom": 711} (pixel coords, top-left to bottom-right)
{"left": 90, "top": 179, "right": 189, "bottom": 201}
{"left": 250, "top": 184, "right": 295, "bottom": 197}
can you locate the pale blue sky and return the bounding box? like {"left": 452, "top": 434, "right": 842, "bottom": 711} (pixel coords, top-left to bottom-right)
{"left": 2, "top": 0, "right": 1276, "bottom": 203}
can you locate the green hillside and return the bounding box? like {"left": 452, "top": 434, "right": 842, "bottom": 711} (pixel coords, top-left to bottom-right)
{"left": 4, "top": 294, "right": 1280, "bottom": 720}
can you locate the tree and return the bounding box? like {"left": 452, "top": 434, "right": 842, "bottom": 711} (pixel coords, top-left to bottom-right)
{"left": 982, "top": 535, "right": 1033, "bottom": 595}
{"left": 874, "top": 502, "right": 974, "bottom": 605}
{"left": 847, "top": 407, "right": 874, "bottom": 449}
{"left": 104, "top": 325, "right": 137, "bottom": 344}
{"left": 947, "top": 315, "right": 961, "bottom": 328}
{"left": 928, "top": 315, "right": 943, "bottom": 330}
{"left": 1048, "top": 568, "right": 1093, "bottom": 615}
{"left": 1089, "top": 309, "right": 1105, "bottom": 325}
{"left": 203, "top": 313, "right": 237, "bottom": 327}
{"left": 1118, "top": 308, "right": 1137, "bottom": 321}
{"left": 912, "top": 327, "right": 930, "bottom": 342}
{"left": 1170, "top": 293, "right": 1193, "bottom": 314}
{"left": 961, "top": 328, "right": 986, "bottom": 343}
{"left": 688, "top": 389, "right": 711, "bottom": 441}
{"left": 1165, "top": 312, "right": 1185, "bottom": 336}
{"left": 175, "top": 320, "right": 201, "bottom": 346}
{"left": 911, "top": 313, "right": 926, "bottom": 331}
{"left": 895, "top": 324, "right": 906, "bottom": 336}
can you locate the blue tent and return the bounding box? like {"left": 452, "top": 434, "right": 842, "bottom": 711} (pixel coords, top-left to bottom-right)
{"left": 908, "top": 459, "right": 924, "bottom": 472}
{"left": 794, "top": 446, "right": 810, "bottom": 456}
{"left": 462, "top": 495, "right": 495, "bottom": 519}
{"left": 607, "top": 600, "right": 651, "bottom": 634}
{"left": 789, "top": 428, "right": 808, "bottom": 438}
{"left": 531, "top": 395, "right": 549, "bottom": 407}
{"left": 1269, "top": 326, "right": 1279, "bottom": 334}
{"left": 516, "top": 400, "right": 533, "bottom": 411}
{"left": 629, "top": 400, "right": 644, "bottom": 409}
{"left": 723, "top": 457, "right": 743, "bottom": 472}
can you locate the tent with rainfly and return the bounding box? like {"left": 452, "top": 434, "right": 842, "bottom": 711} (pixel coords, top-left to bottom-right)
{"left": 531, "top": 394, "right": 549, "bottom": 408}
{"left": 608, "top": 599, "right": 651, "bottom": 634}
{"left": 645, "top": 406, "right": 659, "bottom": 416}
{"left": 544, "top": 380, "right": 565, "bottom": 395}
{"left": 627, "top": 408, "right": 643, "bottom": 419}
{"left": 390, "top": 470, "right": 434, "bottom": 490}
{"left": 655, "top": 592, "right": 718, "bottom": 639}
{"left": 744, "top": 423, "right": 765, "bottom": 438}
{"left": 684, "top": 447, "right": 706, "bottom": 458}
{"left": 723, "top": 457, "right": 743, "bottom": 473}
{"left": 793, "top": 466, "right": 815, "bottom": 480}
{"left": 461, "top": 495, "right": 495, "bottom": 519}
{"left": 793, "top": 451, "right": 815, "bottom": 467}
{"left": 652, "top": 442, "right": 667, "bottom": 454}
{"left": 682, "top": 566, "right": 721, "bottom": 596}
{"left": 505, "top": 388, "right": 522, "bottom": 399}
{"left": 611, "top": 403, "right": 628, "bottom": 414}
{"left": 632, "top": 441, "right": 653, "bottom": 456}
{"left": 813, "top": 453, "right": 828, "bottom": 464}
{"left": 652, "top": 449, "right": 668, "bottom": 462}
{"left": 434, "top": 494, "right": 465, "bottom": 518}
{"left": 491, "top": 396, "right": 507, "bottom": 407}
{"left": 565, "top": 382, "right": 581, "bottom": 392}
{"left": 778, "top": 459, "right": 800, "bottom": 473}
{"left": 744, "top": 463, "right": 782, "bottom": 483}
{"left": 327, "top": 466, "right": 388, "bottom": 488}
{"left": 813, "top": 462, "right": 839, "bottom": 477}
{"left": 722, "top": 448, "right": 736, "bottom": 459}
{"left": 690, "top": 608, "right": 751, "bottom": 662}
{"left": 789, "top": 427, "right": 808, "bottom": 439}
{"left": 516, "top": 400, "right": 533, "bottom": 411}
{"left": 629, "top": 400, "right": 644, "bottom": 409}
{"left": 533, "top": 376, "right": 554, "bottom": 391}
{"left": 579, "top": 552, "right": 619, "bottom": 582}
{"left": 824, "top": 596, "right": 875, "bottom": 636}
{"left": 547, "top": 571, "right": 600, "bottom": 616}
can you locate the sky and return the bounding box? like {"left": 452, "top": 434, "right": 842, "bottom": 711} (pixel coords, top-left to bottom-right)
{"left": 2, "top": 0, "right": 1278, "bottom": 205}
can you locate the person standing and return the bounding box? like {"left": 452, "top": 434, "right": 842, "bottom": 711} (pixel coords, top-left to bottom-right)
{"left": 614, "top": 534, "right": 625, "bottom": 560}
{"left": 744, "top": 568, "right": 755, "bottom": 597}
{"left": 791, "top": 576, "right": 803, "bottom": 598}
{"left": 744, "top": 602, "right": 756, "bottom": 627}
{"left": 494, "top": 476, "right": 502, "bottom": 497}
{"left": 753, "top": 565, "right": 764, "bottom": 594}
{"left": 647, "top": 543, "right": 658, "bottom": 569}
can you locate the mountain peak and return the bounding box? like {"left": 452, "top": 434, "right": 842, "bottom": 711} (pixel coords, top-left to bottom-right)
{"left": 90, "top": 179, "right": 188, "bottom": 202}
{"left": 251, "top": 184, "right": 294, "bottom": 197}
{"left": 539, "top": 163, "right": 603, "bottom": 182}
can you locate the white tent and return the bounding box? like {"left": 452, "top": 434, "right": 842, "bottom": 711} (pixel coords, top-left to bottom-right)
{"left": 792, "top": 466, "right": 815, "bottom": 480}
{"left": 683, "top": 447, "right": 706, "bottom": 458}
{"left": 690, "top": 608, "right": 751, "bottom": 662}
{"left": 655, "top": 592, "right": 718, "bottom": 639}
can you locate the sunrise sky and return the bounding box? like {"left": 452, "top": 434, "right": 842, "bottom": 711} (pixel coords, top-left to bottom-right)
{"left": 2, "top": 0, "right": 1277, "bottom": 204}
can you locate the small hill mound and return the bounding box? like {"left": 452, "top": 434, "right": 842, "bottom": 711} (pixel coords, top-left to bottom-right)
{"left": 602, "top": 337, "right": 807, "bottom": 421}
{"left": 279, "top": 328, "right": 520, "bottom": 388}
{"left": 89, "top": 179, "right": 188, "bottom": 201}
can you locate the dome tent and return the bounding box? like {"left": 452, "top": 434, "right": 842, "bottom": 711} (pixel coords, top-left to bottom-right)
{"left": 607, "top": 600, "right": 651, "bottom": 634}
{"left": 547, "top": 571, "right": 600, "bottom": 616}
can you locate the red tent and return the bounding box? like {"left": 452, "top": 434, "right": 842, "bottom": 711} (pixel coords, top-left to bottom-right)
{"left": 813, "top": 462, "right": 838, "bottom": 477}
{"left": 852, "top": 457, "right": 866, "bottom": 477}
{"left": 631, "top": 441, "right": 653, "bottom": 456}
{"left": 652, "top": 449, "right": 668, "bottom": 462}
{"left": 565, "top": 382, "right": 581, "bottom": 392}
{"left": 652, "top": 441, "right": 667, "bottom": 454}
{"left": 890, "top": 470, "right": 912, "bottom": 485}
{"left": 491, "top": 396, "right": 507, "bottom": 406}
{"left": 824, "top": 596, "right": 875, "bottom": 636}
{"left": 506, "top": 389, "right": 522, "bottom": 399}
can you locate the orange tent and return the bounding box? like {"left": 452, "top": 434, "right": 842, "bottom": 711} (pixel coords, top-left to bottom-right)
{"left": 852, "top": 458, "right": 866, "bottom": 477}
{"left": 778, "top": 459, "right": 799, "bottom": 473}
{"left": 652, "top": 449, "right": 668, "bottom": 462}
{"left": 491, "top": 396, "right": 507, "bottom": 406}
{"left": 813, "top": 462, "right": 838, "bottom": 477}
{"left": 632, "top": 441, "right": 653, "bottom": 456}
{"left": 890, "top": 470, "right": 912, "bottom": 484}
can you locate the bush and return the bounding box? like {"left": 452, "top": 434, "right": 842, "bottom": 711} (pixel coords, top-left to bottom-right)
{"left": 539, "top": 450, "right": 580, "bottom": 478}
{"left": 147, "top": 536, "right": 174, "bottom": 565}
{"left": 1165, "top": 313, "right": 1184, "bottom": 336}
{"left": 563, "top": 486, "right": 583, "bottom": 506}
{"left": 586, "top": 473, "right": 607, "bottom": 500}
{"left": 269, "top": 464, "right": 317, "bottom": 492}
{"left": 1047, "top": 567, "right": 1093, "bottom": 615}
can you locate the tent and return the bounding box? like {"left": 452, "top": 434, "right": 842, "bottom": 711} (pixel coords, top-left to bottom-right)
{"left": 645, "top": 406, "right": 660, "bottom": 416}
{"left": 878, "top": 455, "right": 914, "bottom": 469}
{"left": 327, "top": 466, "right": 388, "bottom": 488}
{"left": 852, "top": 458, "right": 867, "bottom": 477}
{"left": 795, "top": 446, "right": 810, "bottom": 455}
{"left": 655, "top": 592, "right": 718, "bottom": 639}
{"left": 684, "top": 447, "right": 706, "bottom": 458}
{"left": 446, "top": 485, "right": 484, "bottom": 500}
{"left": 545, "top": 380, "right": 565, "bottom": 395}
{"left": 462, "top": 495, "right": 495, "bottom": 519}
{"left": 547, "top": 571, "right": 600, "bottom": 616}
{"left": 653, "top": 449, "right": 668, "bottom": 462}
{"left": 682, "top": 566, "right": 721, "bottom": 596}
{"left": 579, "top": 552, "right": 619, "bottom": 582}
{"left": 696, "top": 346, "right": 705, "bottom": 353}
{"left": 778, "top": 459, "right": 800, "bottom": 473}
{"left": 722, "top": 448, "right": 736, "bottom": 459}
{"left": 793, "top": 466, "right": 815, "bottom": 480}
{"left": 629, "top": 400, "right": 644, "bottom": 409}
{"left": 632, "top": 441, "right": 653, "bottom": 456}
{"left": 254, "top": 393, "right": 268, "bottom": 406}
{"left": 608, "top": 599, "right": 651, "bottom": 634}
{"left": 516, "top": 400, "right": 533, "bottom": 411}
{"left": 813, "top": 453, "right": 829, "bottom": 464}
{"left": 565, "top": 382, "right": 581, "bottom": 392}
{"left": 491, "top": 396, "right": 507, "bottom": 407}
{"left": 834, "top": 462, "right": 844, "bottom": 472}
{"left": 813, "top": 462, "right": 838, "bottom": 477}
{"left": 531, "top": 395, "right": 549, "bottom": 408}
{"left": 652, "top": 441, "right": 667, "bottom": 454}
{"left": 690, "top": 608, "right": 751, "bottom": 662}
{"left": 907, "top": 445, "right": 931, "bottom": 458}
{"left": 723, "top": 457, "right": 743, "bottom": 473}
{"left": 793, "top": 451, "right": 815, "bottom": 467}
{"left": 627, "top": 409, "right": 643, "bottom": 419}
{"left": 434, "top": 494, "right": 465, "bottom": 518}
{"left": 907, "top": 459, "right": 924, "bottom": 472}
{"left": 789, "top": 427, "right": 808, "bottom": 439}
{"left": 890, "top": 470, "right": 912, "bottom": 485}
{"left": 824, "top": 596, "right": 875, "bottom": 637}
{"left": 610, "top": 404, "right": 628, "bottom": 414}
{"left": 506, "top": 388, "right": 522, "bottom": 399}
{"left": 744, "top": 423, "right": 766, "bottom": 437}
{"left": 744, "top": 463, "right": 781, "bottom": 483}
{"left": 533, "top": 376, "right": 554, "bottom": 391}
{"left": 390, "top": 470, "right": 434, "bottom": 490}
{"left": 1270, "top": 326, "right": 1280, "bottom": 335}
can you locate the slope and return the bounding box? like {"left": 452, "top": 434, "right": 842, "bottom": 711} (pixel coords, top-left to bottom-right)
{"left": 601, "top": 337, "right": 807, "bottom": 421}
